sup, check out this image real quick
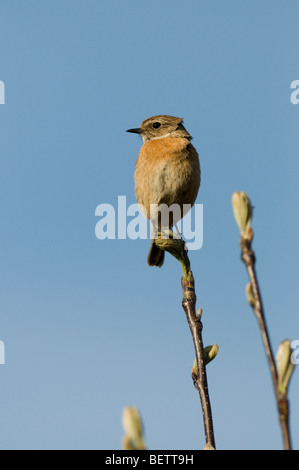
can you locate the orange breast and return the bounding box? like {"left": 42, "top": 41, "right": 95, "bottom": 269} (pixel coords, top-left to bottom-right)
{"left": 134, "top": 137, "right": 200, "bottom": 225}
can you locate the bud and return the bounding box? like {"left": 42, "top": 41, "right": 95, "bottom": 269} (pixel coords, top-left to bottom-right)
{"left": 204, "top": 344, "right": 219, "bottom": 364}
{"left": 276, "top": 340, "right": 295, "bottom": 395}
{"left": 192, "top": 344, "right": 219, "bottom": 374}
{"left": 156, "top": 230, "right": 191, "bottom": 280}
{"left": 232, "top": 192, "right": 253, "bottom": 234}
{"left": 155, "top": 232, "right": 186, "bottom": 263}
{"left": 245, "top": 282, "right": 255, "bottom": 307}
{"left": 197, "top": 308, "right": 203, "bottom": 319}
{"left": 243, "top": 226, "right": 253, "bottom": 243}
{"left": 122, "top": 406, "right": 146, "bottom": 450}
{"left": 191, "top": 358, "right": 198, "bottom": 378}
{"left": 122, "top": 435, "right": 135, "bottom": 450}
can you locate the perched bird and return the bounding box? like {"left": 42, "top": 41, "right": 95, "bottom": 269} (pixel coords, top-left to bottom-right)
{"left": 127, "top": 115, "right": 200, "bottom": 267}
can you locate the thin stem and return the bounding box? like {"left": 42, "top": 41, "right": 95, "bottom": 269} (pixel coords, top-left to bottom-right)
{"left": 182, "top": 273, "right": 215, "bottom": 449}
{"left": 154, "top": 235, "right": 216, "bottom": 448}
{"left": 241, "top": 236, "right": 292, "bottom": 450}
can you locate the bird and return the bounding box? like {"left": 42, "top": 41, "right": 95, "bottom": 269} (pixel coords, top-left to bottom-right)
{"left": 127, "top": 115, "right": 200, "bottom": 267}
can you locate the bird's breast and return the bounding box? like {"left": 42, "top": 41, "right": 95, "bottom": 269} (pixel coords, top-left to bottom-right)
{"left": 134, "top": 137, "right": 200, "bottom": 224}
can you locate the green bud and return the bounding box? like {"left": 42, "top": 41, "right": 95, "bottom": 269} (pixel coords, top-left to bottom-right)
{"left": 232, "top": 191, "right": 253, "bottom": 234}
{"left": 155, "top": 231, "right": 187, "bottom": 263}
{"left": 122, "top": 407, "right": 146, "bottom": 450}
{"left": 204, "top": 344, "right": 219, "bottom": 364}
{"left": 192, "top": 345, "right": 219, "bottom": 374}
{"left": 276, "top": 340, "right": 295, "bottom": 395}
{"left": 122, "top": 435, "right": 135, "bottom": 450}
{"left": 191, "top": 358, "right": 198, "bottom": 378}
{"left": 155, "top": 232, "right": 191, "bottom": 281}
{"left": 245, "top": 282, "right": 255, "bottom": 307}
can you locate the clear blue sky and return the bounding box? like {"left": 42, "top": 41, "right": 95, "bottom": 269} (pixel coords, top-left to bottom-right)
{"left": 0, "top": 0, "right": 298, "bottom": 450}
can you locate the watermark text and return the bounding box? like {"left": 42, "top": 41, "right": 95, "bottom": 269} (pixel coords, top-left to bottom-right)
{"left": 0, "top": 340, "right": 5, "bottom": 364}
{"left": 0, "top": 80, "right": 5, "bottom": 104}
{"left": 291, "top": 340, "right": 299, "bottom": 365}
{"left": 290, "top": 80, "right": 299, "bottom": 105}
{"left": 95, "top": 196, "right": 203, "bottom": 250}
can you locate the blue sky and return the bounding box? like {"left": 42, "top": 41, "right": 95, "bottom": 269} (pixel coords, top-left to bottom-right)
{"left": 0, "top": 0, "right": 298, "bottom": 450}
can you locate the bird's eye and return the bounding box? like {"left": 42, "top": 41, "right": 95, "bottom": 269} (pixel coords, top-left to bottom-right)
{"left": 153, "top": 122, "right": 161, "bottom": 129}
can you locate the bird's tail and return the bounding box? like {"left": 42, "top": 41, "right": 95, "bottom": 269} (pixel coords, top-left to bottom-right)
{"left": 147, "top": 240, "right": 164, "bottom": 267}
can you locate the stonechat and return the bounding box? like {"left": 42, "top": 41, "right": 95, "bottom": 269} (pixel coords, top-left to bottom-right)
{"left": 127, "top": 115, "right": 200, "bottom": 267}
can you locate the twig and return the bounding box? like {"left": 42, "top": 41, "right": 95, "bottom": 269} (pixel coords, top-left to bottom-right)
{"left": 240, "top": 234, "right": 292, "bottom": 450}
{"left": 155, "top": 234, "right": 216, "bottom": 449}
{"left": 232, "top": 191, "right": 293, "bottom": 449}
{"left": 181, "top": 272, "right": 215, "bottom": 449}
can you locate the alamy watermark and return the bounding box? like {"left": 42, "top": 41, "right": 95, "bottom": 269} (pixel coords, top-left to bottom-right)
{"left": 0, "top": 340, "right": 5, "bottom": 364}
{"left": 290, "top": 80, "right": 299, "bottom": 105}
{"left": 0, "top": 80, "right": 5, "bottom": 104}
{"left": 95, "top": 196, "right": 203, "bottom": 250}
{"left": 291, "top": 340, "right": 299, "bottom": 365}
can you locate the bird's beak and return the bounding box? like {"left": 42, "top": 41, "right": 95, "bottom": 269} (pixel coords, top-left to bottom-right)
{"left": 126, "top": 127, "right": 142, "bottom": 134}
